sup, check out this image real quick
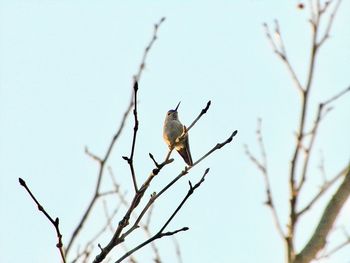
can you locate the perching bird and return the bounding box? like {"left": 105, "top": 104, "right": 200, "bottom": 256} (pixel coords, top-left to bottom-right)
{"left": 163, "top": 102, "right": 193, "bottom": 166}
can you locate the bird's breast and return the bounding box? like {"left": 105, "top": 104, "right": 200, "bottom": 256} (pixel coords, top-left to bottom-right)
{"left": 163, "top": 120, "right": 183, "bottom": 146}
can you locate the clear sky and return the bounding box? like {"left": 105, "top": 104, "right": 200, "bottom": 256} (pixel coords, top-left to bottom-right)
{"left": 1, "top": 1, "right": 350, "bottom": 263}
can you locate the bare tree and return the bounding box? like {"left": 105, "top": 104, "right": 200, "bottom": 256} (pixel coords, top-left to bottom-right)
{"left": 18, "top": 17, "right": 238, "bottom": 263}
{"left": 245, "top": 1, "right": 350, "bottom": 262}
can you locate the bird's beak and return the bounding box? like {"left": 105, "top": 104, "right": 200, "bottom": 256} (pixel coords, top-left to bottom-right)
{"left": 174, "top": 101, "right": 181, "bottom": 111}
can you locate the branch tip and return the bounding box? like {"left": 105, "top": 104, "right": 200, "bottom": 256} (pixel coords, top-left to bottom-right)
{"left": 18, "top": 177, "right": 26, "bottom": 186}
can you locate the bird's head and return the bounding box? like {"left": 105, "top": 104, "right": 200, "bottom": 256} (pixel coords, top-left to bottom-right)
{"left": 166, "top": 101, "right": 181, "bottom": 120}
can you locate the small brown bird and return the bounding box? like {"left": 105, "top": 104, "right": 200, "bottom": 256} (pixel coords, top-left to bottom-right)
{"left": 163, "top": 102, "right": 193, "bottom": 166}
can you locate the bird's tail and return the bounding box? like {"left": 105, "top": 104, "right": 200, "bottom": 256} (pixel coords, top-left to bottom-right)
{"left": 176, "top": 139, "right": 193, "bottom": 166}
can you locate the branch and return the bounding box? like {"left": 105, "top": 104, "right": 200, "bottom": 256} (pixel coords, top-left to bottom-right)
{"left": 315, "top": 226, "right": 350, "bottom": 260}
{"left": 121, "top": 130, "right": 238, "bottom": 241}
{"left": 171, "top": 237, "right": 183, "bottom": 263}
{"left": 174, "top": 100, "right": 211, "bottom": 152}
{"left": 66, "top": 98, "right": 133, "bottom": 255}
{"left": 178, "top": 100, "right": 211, "bottom": 141}
{"left": 244, "top": 119, "right": 285, "bottom": 240}
{"left": 133, "top": 17, "right": 166, "bottom": 82}
{"left": 18, "top": 178, "right": 66, "bottom": 263}
{"left": 297, "top": 165, "right": 349, "bottom": 216}
{"left": 317, "top": 0, "right": 342, "bottom": 48}
{"left": 115, "top": 168, "right": 210, "bottom": 263}
{"left": 93, "top": 129, "right": 237, "bottom": 263}
{"left": 297, "top": 85, "right": 350, "bottom": 192}
{"left": 263, "top": 22, "right": 304, "bottom": 94}
{"left": 122, "top": 81, "right": 139, "bottom": 192}
{"left": 294, "top": 164, "right": 350, "bottom": 263}
{"left": 92, "top": 151, "right": 174, "bottom": 263}
{"left": 66, "top": 17, "right": 166, "bottom": 255}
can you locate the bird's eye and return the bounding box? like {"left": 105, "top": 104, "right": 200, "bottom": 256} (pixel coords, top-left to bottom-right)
{"left": 167, "top": 112, "right": 171, "bottom": 116}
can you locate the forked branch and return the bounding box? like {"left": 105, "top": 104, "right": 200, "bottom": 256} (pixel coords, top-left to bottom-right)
{"left": 115, "top": 168, "right": 210, "bottom": 263}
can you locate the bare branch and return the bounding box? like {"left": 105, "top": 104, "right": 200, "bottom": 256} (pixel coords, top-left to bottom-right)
{"left": 245, "top": 120, "right": 285, "bottom": 240}
{"left": 18, "top": 178, "right": 66, "bottom": 263}
{"left": 66, "top": 17, "right": 166, "bottom": 255}
{"left": 298, "top": 85, "right": 350, "bottom": 192}
{"left": 122, "top": 81, "right": 139, "bottom": 192}
{"left": 171, "top": 237, "right": 183, "bottom": 263}
{"left": 322, "top": 85, "right": 350, "bottom": 106}
{"left": 85, "top": 147, "right": 103, "bottom": 163}
{"left": 66, "top": 98, "right": 133, "bottom": 254}
{"left": 180, "top": 100, "right": 211, "bottom": 137}
{"left": 317, "top": 0, "right": 342, "bottom": 48}
{"left": 298, "top": 165, "right": 349, "bottom": 216}
{"left": 175, "top": 100, "right": 211, "bottom": 149}
{"left": 114, "top": 169, "right": 210, "bottom": 263}
{"left": 121, "top": 130, "right": 238, "bottom": 241}
{"left": 263, "top": 22, "right": 304, "bottom": 94}
{"left": 294, "top": 164, "right": 350, "bottom": 263}
{"left": 316, "top": 226, "right": 350, "bottom": 260}
{"left": 133, "top": 17, "right": 166, "bottom": 82}
{"left": 93, "top": 127, "right": 237, "bottom": 263}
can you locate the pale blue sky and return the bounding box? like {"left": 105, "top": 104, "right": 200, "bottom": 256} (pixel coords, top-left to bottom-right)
{"left": 1, "top": 1, "right": 350, "bottom": 262}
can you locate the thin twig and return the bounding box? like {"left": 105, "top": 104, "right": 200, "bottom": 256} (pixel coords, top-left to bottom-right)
{"left": 297, "top": 85, "right": 350, "bottom": 192}
{"left": 18, "top": 178, "right": 66, "bottom": 263}
{"left": 115, "top": 169, "right": 210, "bottom": 263}
{"left": 263, "top": 22, "right": 304, "bottom": 94}
{"left": 244, "top": 120, "right": 285, "bottom": 240}
{"left": 133, "top": 17, "right": 166, "bottom": 82}
{"left": 317, "top": 0, "right": 342, "bottom": 48}
{"left": 178, "top": 100, "right": 211, "bottom": 140}
{"left": 171, "top": 237, "right": 183, "bottom": 263}
{"left": 122, "top": 81, "right": 139, "bottom": 192}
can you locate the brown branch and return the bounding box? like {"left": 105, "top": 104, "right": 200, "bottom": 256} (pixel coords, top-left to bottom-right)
{"left": 297, "top": 85, "right": 350, "bottom": 192}
{"left": 109, "top": 167, "right": 162, "bottom": 262}
{"left": 92, "top": 151, "right": 174, "bottom": 263}
{"left": 316, "top": 226, "right": 350, "bottom": 260}
{"left": 115, "top": 168, "right": 210, "bottom": 263}
{"left": 244, "top": 120, "right": 285, "bottom": 240}
{"left": 66, "top": 98, "right": 133, "bottom": 255}
{"left": 177, "top": 100, "right": 211, "bottom": 142}
{"left": 263, "top": 3, "right": 344, "bottom": 261}
{"left": 85, "top": 147, "right": 103, "bottom": 162}
{"left": 92, "top": 98, "right": 236, "bottom": 263}
{"left": 121, "top": 130, "right": 238, "bottom": 241}
{"left": 18, "top": 178, "right": 66, "bottom": 263}
{"left": 133, "top": 17, "right": 166, "bottom": 82}
{"left": 263, "top": 22, "right": 304, "bottom": 94}
{"left": 294, "top": 164, "right": 350, "bottom": 263}
{"left": 171, "top": 237, "right": 183, "bottom": 263}
{"left": 122, "top": 81, "right": 139, "bottom": 192}
{"left": 93, "top": 129, "right": 237, "bottom": 263}
{"left": 317, "top": 0, "right": 342, "bottom": 48}
{"left": 66, "top": 17, "right": 165, "bottom": 255}
{"left": 297, "top": 165, "right": 348, "bottom": 216}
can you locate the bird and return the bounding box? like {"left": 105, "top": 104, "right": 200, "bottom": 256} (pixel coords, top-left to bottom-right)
{"left": 163, "top": 102, "right": 193, "bottom": 166}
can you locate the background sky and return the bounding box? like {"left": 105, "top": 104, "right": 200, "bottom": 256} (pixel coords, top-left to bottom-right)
{"left": 1, "top": 1, "right": 350, "bottom": 262}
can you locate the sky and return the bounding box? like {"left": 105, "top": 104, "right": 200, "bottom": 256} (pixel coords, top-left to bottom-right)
{"left": 1, "top": 0, "right": 350, "bottom": 263}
